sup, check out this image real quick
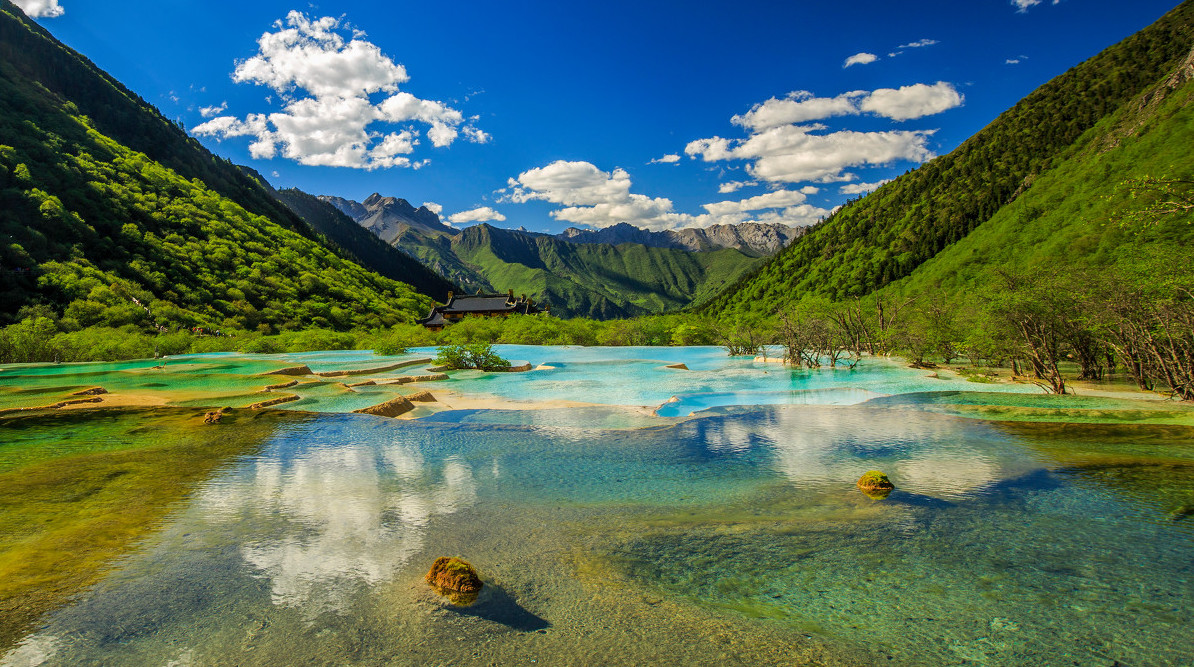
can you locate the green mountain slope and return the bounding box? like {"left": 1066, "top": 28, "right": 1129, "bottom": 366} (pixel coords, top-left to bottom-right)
{"left": 0, "top": 0, "right": 433, "bottom": 331}
{"left": 408, "top": 223, "right": 761, "bottom": 319}
{"left": 879, "top": 46, "right": 1194, "bottom": 300}
{"left": 705, "top": 0, "right": 1194, "bottom": 319}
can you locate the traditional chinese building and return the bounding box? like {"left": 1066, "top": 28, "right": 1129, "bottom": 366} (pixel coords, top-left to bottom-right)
{"left": 418, "top": 290, "right": 546, "bottom": 331}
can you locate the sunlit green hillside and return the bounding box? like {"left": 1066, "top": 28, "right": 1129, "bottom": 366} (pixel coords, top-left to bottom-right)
{"left": 704, "top": 0, "right": 1194, "bottom": 319}
{"left": 0, "top": 0, "right": 434, "bottom": 332}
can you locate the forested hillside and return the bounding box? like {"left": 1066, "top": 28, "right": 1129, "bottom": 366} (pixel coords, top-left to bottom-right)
{"left": 705, "top": 0, "right": 1194, "bottom": 319}
{"left": 328, "top": 191, "right": 768, "bottom": 319}
{"left": 0, "top": 0, "right": 434, "bottom": 333}
{"left": 450, "top": 224, "right": 759, "bottom": 318}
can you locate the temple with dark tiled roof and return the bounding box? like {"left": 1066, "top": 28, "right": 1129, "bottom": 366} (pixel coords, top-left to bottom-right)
{"left": 417, "top": 290, "right": 546, "bottom": 331}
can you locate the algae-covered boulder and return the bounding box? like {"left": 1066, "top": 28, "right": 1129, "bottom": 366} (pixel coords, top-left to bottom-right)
{"left": 425, "top": 557, "right": 483, "bottom": 606}
{"left": 857, "top": 470, "right": 895, "bottom": 499}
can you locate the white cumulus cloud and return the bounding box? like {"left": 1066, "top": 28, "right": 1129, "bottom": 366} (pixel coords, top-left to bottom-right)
{"left": 684, "top": 82, "right": 962, "bottom": 186}
{"left": 687, "top": 124, "right": 935, "bottom": 183}
{"left": 501, "top": 160, "right": 828, "bottom": 230}
{"left": 844, "top": 52, "right": 878, "bottom": 68}
{"left": 649, "top": 154, "right": 681, "bottom": 164}
{"left": 447, "top": 206, "right": 506, "bottom": 225}
{"left": 858, "top": 82, "right": 964, "bottom": 121}
{"left": 421, "top": 202, "right": 443, "bottom": 215}
{"left": 192, "top": 11, "right": 486, "bottom": 170}
{"left": 12, "top": 0, "right": 63, "bottom": 17}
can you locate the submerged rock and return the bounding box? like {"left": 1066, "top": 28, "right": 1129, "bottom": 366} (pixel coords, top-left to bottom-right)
{"left": 71, "top": 386, "right": 109, "bottom": 396}
{"left": 426, "top": 557, "right": 483, "bottom": 606}
{"left": 203, "top": 407, "right": 234, "bottom": 424}
{"left": 857, "top": 470, "right": 895, "bottom": 499}
{"left": 262, "top": 365, "right": 313, "bottom": 377}
{"left": 1169, "top": 504, "right": 1194, "bottom": 521}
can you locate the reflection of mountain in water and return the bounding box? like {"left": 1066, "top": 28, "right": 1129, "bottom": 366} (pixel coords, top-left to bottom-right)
{"left": 199, "top": 441, "right": 477, "bottom": 616}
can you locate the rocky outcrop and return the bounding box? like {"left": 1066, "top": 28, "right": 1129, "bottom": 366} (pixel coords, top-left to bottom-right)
{"left": 665, "top": 363, "right": 689, "bottom": 370}
{"left": 321, "top": 193, "right": 454, "bottom": 243}
{"left": 352, "top": 396, "right": 414, "bottom": 417}
{"left": 71, "top": 386, "right": 108, "bottom": 396}
{"left": 203, "top": 407, "right": 232, "bottom": 424}
{"left": 425, "top": 557, "right": 483, "bottom": 606}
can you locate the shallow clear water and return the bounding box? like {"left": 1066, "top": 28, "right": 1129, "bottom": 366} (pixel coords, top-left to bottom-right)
{"left": 2, "top": 347, "right": 1193, "bottom": 665}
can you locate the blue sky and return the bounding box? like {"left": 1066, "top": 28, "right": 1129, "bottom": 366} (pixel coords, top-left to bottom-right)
{"left": 15, "top": 0, "right": 1183, "bottom": 233}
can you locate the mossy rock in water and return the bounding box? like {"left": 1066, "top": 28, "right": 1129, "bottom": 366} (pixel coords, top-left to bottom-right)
{"left": 425, "top": 557, "right": 483, "bottom": 606}
{"left": 857, "top": 470, "right": 895, "bottom": 499}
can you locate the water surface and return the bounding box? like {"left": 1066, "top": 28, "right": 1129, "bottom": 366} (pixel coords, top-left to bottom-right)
{"left": 2, "top": 347, "right": 1192, "bottom": 665}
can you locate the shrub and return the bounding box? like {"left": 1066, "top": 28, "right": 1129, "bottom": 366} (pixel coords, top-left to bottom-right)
{"left": 434, "top": 343, "right": 510, "bottom": 371}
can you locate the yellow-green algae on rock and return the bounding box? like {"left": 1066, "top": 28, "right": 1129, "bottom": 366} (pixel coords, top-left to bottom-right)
{"left": 856, "top": 470, "right": 895, "bottom": 499}
{"left": 425, "top": 556, "right": 484, "bottom": 606}
{"left": 0, "top": 406, "right": 304, "bottom": 650}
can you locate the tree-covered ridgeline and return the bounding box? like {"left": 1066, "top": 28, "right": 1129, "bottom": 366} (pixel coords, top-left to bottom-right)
{"left": 0, "top": 0, "right": 436, "bottom": 336}
{"left": 703, "top": 1, "right": 1194, "bottom": 320}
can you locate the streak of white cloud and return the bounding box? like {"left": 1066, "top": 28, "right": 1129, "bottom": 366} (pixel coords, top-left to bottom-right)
{"left": 447, "top": 206, "right": 506, "bottom": 224}
{"left": 199, "top": 101, "right": 228, "bottom": 118}
{"left": 899, "top": 38, "right": 938, "bottom": 49}
{"left": 12, "top": 0, "right": 63, "bottom": 17}
{"left": 732, "top": 82, "right": 961, "bottom": 132}
{"left": 844, "top": 52, "right": 878, "bottom": 67}
{"left": 1012, "top": 0, "right": 1059, "bottom": 12}
{"left": 649, "top": 154, "right": 681, "bottom": 164}
{"left": 192, "top": 11, "right": 486, "bottom": 170}
{"left": 840, "top": 179, "right": 892, "bottom": 195}
{"left": 718, "top": 180, "right": 756, "bottom": 194}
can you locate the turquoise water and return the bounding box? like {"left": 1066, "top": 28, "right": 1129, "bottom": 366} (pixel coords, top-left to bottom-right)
{"left": 405, "top": 345, "right": 1042, "bottom": 415}
{"left": 2, "top": 347, "right": 1193, "bottom": 665}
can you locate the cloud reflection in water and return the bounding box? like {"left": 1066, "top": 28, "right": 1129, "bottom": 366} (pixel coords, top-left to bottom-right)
{"left": 198, "top": 440, "right": 477, "bottom": 615}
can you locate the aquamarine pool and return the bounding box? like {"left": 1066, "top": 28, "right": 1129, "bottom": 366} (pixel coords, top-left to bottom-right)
{"left": 1, "top": 346, "right": 1192, "bottom": 665}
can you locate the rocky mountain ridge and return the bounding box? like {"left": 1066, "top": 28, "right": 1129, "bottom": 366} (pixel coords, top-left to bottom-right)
{"left": 557, "top": 221, "right": 803, "bottom": 255}
{"left": 320, "top": 193, "right": 454, "bottom": 243}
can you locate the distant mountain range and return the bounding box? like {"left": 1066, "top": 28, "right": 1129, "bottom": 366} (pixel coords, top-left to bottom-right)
{"left": 317, "top": 193, "right": 789, "bottom": 318}
{"left": 558, "top": 221, "right": 802, "bottom": 255}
